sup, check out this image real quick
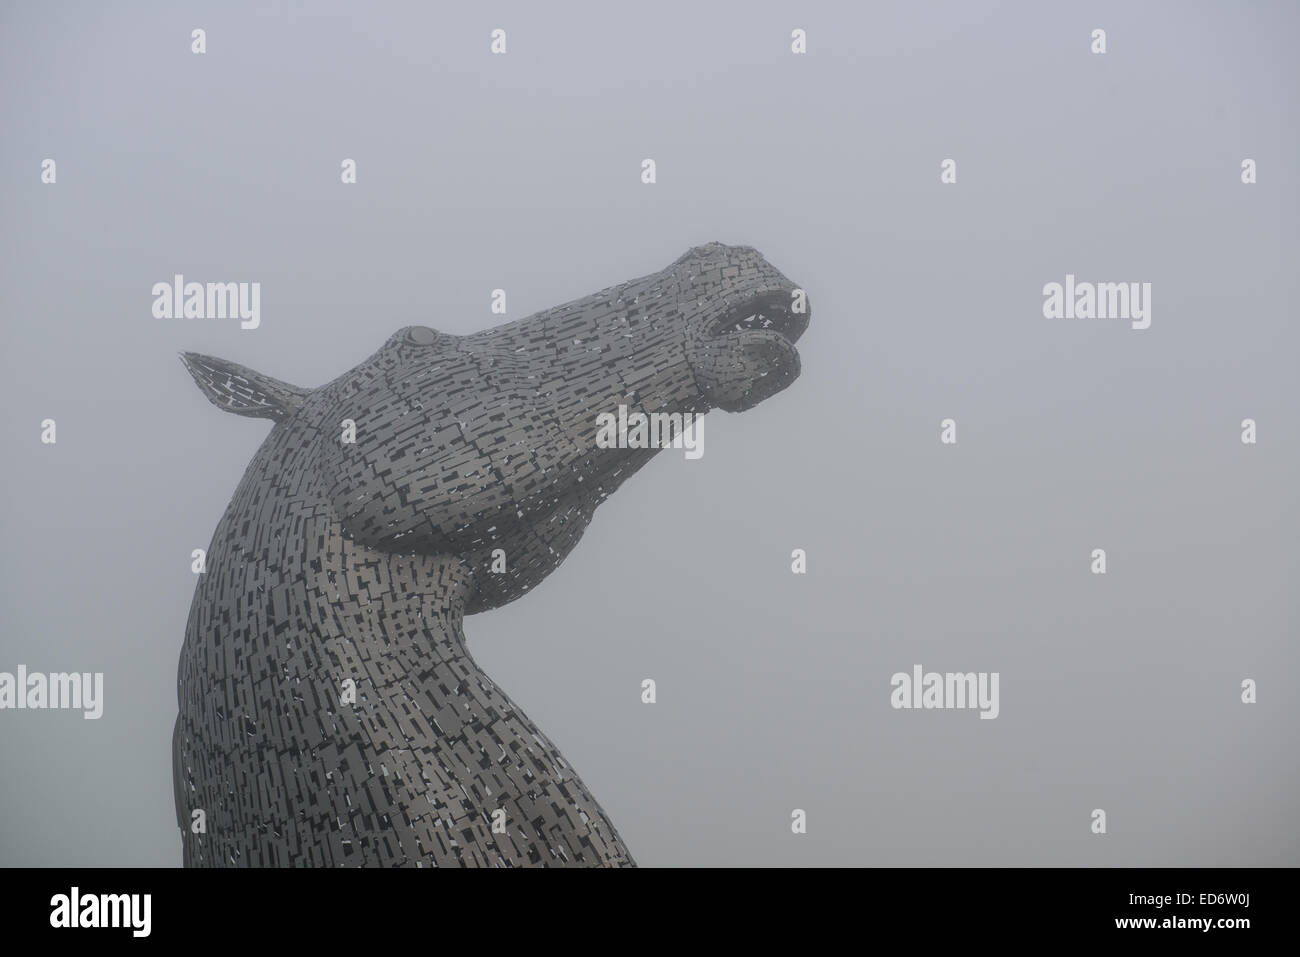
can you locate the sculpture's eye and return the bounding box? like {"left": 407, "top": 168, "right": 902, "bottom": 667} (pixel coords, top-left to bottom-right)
{"left": 404, "top": 326, "right": 441, "bottom": 346}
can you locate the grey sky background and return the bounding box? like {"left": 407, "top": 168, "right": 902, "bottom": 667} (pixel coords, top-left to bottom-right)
{"left": 1, "top": 0, "right": 1296, "bottom": 866}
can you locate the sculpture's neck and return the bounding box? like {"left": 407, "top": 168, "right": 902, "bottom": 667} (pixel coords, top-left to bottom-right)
{"left": 180, "top": 440, "right": 633, "bottom": 866}
{"left": 297, "top": 527, "right": 634, "bottom": 865}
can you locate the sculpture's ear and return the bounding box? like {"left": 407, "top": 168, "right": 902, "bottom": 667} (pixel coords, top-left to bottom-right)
{"left": 180, "top": 352, "right": 310, "bottom": 421}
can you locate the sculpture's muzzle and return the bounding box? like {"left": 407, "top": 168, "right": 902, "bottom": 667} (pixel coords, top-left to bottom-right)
{"left": 687, "top": 288, "right": 810, "bottom": 412}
